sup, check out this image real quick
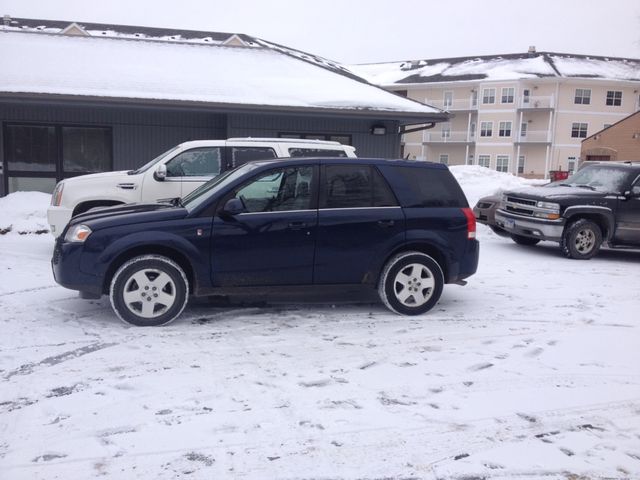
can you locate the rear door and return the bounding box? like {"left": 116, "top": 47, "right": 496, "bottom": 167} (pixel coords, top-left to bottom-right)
{"left": 314, "top": 164, "right": 404, "bottom": 284}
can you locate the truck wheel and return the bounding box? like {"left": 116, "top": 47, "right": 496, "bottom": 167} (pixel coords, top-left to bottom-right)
{"left": 378, "top": 252, "right": 444, "bottom": 316}
{"left": 560, "top": 219, "right": 602, "bottom": 260}
{"left": 110, "top": 255, "right": 189, "bottom": 326}
{"left": 511, "top": 234, "right": 540, "bottom": 246}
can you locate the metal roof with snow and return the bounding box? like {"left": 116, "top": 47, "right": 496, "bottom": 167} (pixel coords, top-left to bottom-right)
{"left": 350, "top": 51, "right": 640, "bottom": 86}
{"left": 0, "top": 17, "right": 446, "bottom": 124}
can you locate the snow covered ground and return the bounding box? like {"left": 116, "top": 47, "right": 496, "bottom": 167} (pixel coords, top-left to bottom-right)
{"left": 1, "top": 168, "right": 639, "bottom": 479}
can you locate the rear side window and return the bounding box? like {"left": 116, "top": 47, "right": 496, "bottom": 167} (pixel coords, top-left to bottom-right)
{"left": 391, "top": 166, "right": 468, "bottom": 208}
{"left": 321, "top": 165, "right": 397, "bottom": 208}
{"left": 289, "top": 148, "right": 347, "bottom": 158}
{"left": 230, "top": 147, "right": 277, "bottom": 168}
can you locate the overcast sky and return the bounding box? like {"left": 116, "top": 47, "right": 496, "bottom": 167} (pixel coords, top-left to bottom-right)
{"left": 2, "top": 0, "right": 639, "bottom": 64}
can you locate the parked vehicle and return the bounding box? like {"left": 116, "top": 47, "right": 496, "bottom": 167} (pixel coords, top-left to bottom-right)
{"left": 47, "top": 138, "right": 356, "bottom": 236}
{"left": 473, "top": 194, "right": 509, "bottom": 236}
{"left": 495, "top": 162, "right": 640, "bottom": 259}
{"left": 52, "top": 158, "right": 479, "bottom": 326}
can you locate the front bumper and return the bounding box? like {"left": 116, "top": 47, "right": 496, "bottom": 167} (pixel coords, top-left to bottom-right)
{"left": 47, "top": 206, "right": 73, "bottom": 238}
{"left": 495, "top": 210, "right": 565, "bottom": 242}
{"left": 52, "top": 239, "right": 103, "bottom": 295}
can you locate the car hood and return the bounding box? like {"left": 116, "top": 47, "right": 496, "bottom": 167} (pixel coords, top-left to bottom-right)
{"left": 63, "top": 170, "right": 133, "bottom": 184}
{"left": 505, "top": 184, "right": 611, "bottom": 201}
{"left": 69, "top": 202, "right": 188, "bottom": 231}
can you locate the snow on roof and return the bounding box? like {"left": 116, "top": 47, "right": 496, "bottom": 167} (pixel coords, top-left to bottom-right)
{"left": 351, "top": 52, "right": 640, "bottom": 86}
{"left": 0, "top": 31, "right": 443, "bottom": 117}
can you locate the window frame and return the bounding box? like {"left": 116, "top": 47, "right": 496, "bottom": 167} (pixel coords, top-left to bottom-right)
{"left": 517, "top": 155, "right": 525, "bottom": 174}
{"left": 478, "top": 154, "right": 491, "bottom": 168}
{"left": 501, "top": 87, "right": 515, "bottom": 104}
{"left": 605, "top": 90, "right": 622, "bottom": 106}
{"left": 496, "top": 155, "right": 509, "bottom": 173}
{"left": 571, "top": 122, "right": 588, "bottom": 138}
{"left": 482, "top": 88, "right": 496, "bottom": 105}
{"left": 498, "top": 121, "right": 512, "bottom": 137}
{"left": 439, "top": 154, "right": 449, "bottom": 165}
{"left": 319, "top": 164, "right": 398, "bottom": 210}
{"left": 574, "top": 88, "right": 591, "bottom": 105}
{"left": 480, "top": 121, "right": 493, "bottom": 137}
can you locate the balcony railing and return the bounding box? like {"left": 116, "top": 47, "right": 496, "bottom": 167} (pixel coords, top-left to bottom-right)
{"left": 518, "top": 95, "right": 555, "bottom": 109}
{"left": 517, "top": 130, "right": 551, "bottom": 143}
{"left": 428, "top": 99, "right": 478, "bottom": 111}
{"left": 423, "top": 131, "right": 475, "bottom": 143}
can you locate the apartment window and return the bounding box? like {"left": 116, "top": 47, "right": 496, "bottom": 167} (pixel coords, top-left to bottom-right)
{"left": 574, "top": 89, "right": 591, "bottom": 105}
{"left": 471, "top": 90, "right": 478, "bottom": 107}
{"left": 606, "top": 90, "right": 622, "bottom": 106}
{"left": 467, "top": 154, "right": 474, "bottom": 165}
{"left": 470, "top": 122, "right": 476, "bottom": 139}
{"left": 441, "top": 122, "right": 451, "bottom": 138}
{"left": 439, "top": 154, "right": 449, "bottom": 165}
{"left": 443, "top": 91, "right": 453, "bottom": 109}
{"left": 478, "top": 155, "right": 490, "bottom": 168}
{"left": 567, "top": 157, "right": 576, "bottom": 174}
{"left": 501, "top": 87, "right": 515, "bottom": 103}
{"left": 571, "top": 122, "right": 588, "bottom": 138}
{"left": 480, "top": 122, "right": 493, "bottom": 137}
{"left": 499, "top": 121, "right": 512, "bottom": 137}
{"left": 482, "top": 88, "right": 496, "bottom": 104}
{"left": 518, "top": 155, "right": 525, "bottom": 174}
{"left": 496, "top": 155, "right": 509, "bottom": 173}
{"left": 520, "top": 122, "right": 528, "bottom": 137}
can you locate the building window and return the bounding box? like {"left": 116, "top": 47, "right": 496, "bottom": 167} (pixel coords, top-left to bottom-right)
{"left": 470, "top": 122, "right": 476, "bottom": 139}
{"left": 518, "top": 155, "right": 525, "bottom": 174}
{"left": 482, "top": 88, "right": 496, "bottom": 104}
{"left": 571, "top": 122, "right": 588, "bottom": 138}
{"left": 498, "top": 121, "right": 512, "bottom": 137}
{"left": 279, "top": 133, "right": 352, "bottom": 145}
{"left": 480, "top": 122, "right": 493, "bottom": 137}
{"left": 501, "top": 87, "right": 515, "bottom": 103}
{"left": 567, "top": 157, "right": 576, "bottom": 174}
{"left": 496, "top": 155, "right": 509, "bottom": 172}
{"left": 574, "top": 89, "right": 591, "bottom": 105}
{"left": 606, "top": 90, "right": 622, "bottom": 106}
{"left": 467, "top": 154, "right": 474, "bottom": 165}
{"left": 441, "top": 122, "right": 451, "bottom": 138}
{"left": 478, "top": 155, "right": 490, "bottom": 168}
{"left": 520, "top": 122, "right": 528, "bottom": 137}
{"left": 439, "top": 154, "right": 449, "bottom": 165}
{"left": 4, "top": 123, "right": 112, "bottom": 194}
{"left": 443, "top": 91, "right": 453, "bottom": 109}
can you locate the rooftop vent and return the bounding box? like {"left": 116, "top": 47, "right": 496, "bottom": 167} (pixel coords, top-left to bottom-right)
{"left": 3, "top": 14, "right": 10, "bottom": 26}
{"left": 528, "top": 45, "right": 536, "bottom": 54}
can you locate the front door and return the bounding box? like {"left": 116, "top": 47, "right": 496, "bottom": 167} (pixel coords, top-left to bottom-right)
{"left": 211, "top": 164, "right": 318, "bottom": 286}
{"left": 314, "top": 164, "right": 404, "bottom": 284}
{"left": 614, "top": 180, "right": 640, "bottom": 245}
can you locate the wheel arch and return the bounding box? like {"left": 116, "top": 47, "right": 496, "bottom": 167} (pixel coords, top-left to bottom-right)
{"left": 379, "top": 242, "right": 449, "bottom": 286}
{"left": 563, "top": 206, "right": 614, "bottom": 240}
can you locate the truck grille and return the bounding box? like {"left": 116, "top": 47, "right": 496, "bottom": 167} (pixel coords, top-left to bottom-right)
{"left": 504, "top": 196, "right": 537, "bottom": 217}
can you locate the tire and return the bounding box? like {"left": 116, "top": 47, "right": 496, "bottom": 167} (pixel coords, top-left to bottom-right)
{"left": 110, "top": 255, "right": 189, "bottom": 326}
{"left": 378, "top": 251, "right": 444, "bottom": 316}
{"left": 511, "top": 234, "right": 540, "bottom": 246}
{"left": 560, "top": 219, "right": 602, "bottom": 260}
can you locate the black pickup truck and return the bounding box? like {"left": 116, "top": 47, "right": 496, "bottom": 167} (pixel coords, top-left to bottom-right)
{"left": 495, "top": 162, "right": 640, "bottom": 259}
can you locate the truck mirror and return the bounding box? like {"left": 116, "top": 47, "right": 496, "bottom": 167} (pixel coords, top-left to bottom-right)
{"left": 154, "top": 164, "right": 167, "bottom": 181}
{"left": 222, "top": 198, "right": 245, "bottom": 215}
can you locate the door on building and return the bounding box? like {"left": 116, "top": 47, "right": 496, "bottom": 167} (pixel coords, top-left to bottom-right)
{"left": 3, "top": 123, "right": 112, "bottom": 194}
{"left": 522, "top": 89, "right": 530, "bottom": 106}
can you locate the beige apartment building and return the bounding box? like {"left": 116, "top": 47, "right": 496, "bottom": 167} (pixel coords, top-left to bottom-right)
{"left": 351, "top": 49, "right": 640, "bottom": 178}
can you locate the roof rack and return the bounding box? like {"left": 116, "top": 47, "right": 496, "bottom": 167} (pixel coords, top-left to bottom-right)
{"left": 227, "top": 137, "right": 343, "bottom": 145}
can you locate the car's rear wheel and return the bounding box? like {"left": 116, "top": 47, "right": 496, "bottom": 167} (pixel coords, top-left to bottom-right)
{"left": 511, "top": 234, "right": 540, "bottom": 246}
{"left": 110, "top": 255, "right": 189, "bottom": 326}
{"left": 560, "top": 219, "right": 602, "bottom": 260}
{"left": 378, "top": 252, "right": 444, "bottom": 316}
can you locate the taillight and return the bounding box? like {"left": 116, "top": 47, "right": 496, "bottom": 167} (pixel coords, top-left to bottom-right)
{"left": 462, "top": 207, "right": 476, "bottom": 239}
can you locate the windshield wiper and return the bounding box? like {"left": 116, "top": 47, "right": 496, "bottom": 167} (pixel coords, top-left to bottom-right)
{"left": 558, "top": 183, "right": 573, "bottom": 187}
{"left": 575, "top": 184, "right": 596, "bottom": 191}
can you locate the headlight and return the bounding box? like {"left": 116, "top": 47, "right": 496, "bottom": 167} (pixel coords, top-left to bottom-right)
{"left": 65, "top": 224, "right": 92, "bottom": 243}
{"left": 51, "top": 182, "right": 64, "bottom": 206}
{"left": 536, "top": 201, "right": 560, "bottom": 211}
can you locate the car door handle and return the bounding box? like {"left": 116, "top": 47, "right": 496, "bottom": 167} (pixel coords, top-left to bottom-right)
{"left": 377, "top": 219, "right": 395, "bottom": 228}
{"left": 288, "top": 221, "right": 307, "bottom": 230}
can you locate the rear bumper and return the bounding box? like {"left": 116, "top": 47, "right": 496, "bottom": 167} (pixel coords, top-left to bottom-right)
{"left": 447, "top": 239, "right": 479, "bottom": 283}
{"left": 495, "top": 210, "right": 565, "bottom": 241}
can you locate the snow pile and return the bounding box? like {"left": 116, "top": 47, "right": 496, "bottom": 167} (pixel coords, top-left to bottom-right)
{"left": 0, "top": 191, "right": 51, "bottom": 235}
{"left": 450, "top": 165, "right": 548, "bottom": 206}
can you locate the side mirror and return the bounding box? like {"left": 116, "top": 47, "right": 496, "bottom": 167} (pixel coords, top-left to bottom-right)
{"left": 221, "top": 198, "right": 245, "bottom": 216}
{"left": 154, "top": 164, "right": 167, "bottom": 181}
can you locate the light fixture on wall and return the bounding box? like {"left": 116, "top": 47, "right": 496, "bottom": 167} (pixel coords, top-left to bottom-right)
{"left": 633, "top": 132, "right": 640, "bottom": 139}
{"left": 371, "top": 125, "right": 386, "bottom": 135}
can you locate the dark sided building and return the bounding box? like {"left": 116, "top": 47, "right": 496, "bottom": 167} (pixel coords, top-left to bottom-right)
{"left": 0, "top": 17, "right": 447, "bottom": 195}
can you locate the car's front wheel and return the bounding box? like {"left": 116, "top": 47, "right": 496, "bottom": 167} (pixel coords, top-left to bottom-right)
{"left": 110, "top": 255, "right": 189, "bottom": 326}
{"left": 560, "top": 219, "right": 602, "bottom": 260}
{"left": 378, "top": 251, "right": 444, "bottom": 316}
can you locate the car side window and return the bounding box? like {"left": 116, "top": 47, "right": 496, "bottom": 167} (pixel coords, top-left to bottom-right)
{"left": 165, "top": 148, "right": 221, "bottom": 177}
{"left": 233, "top": 166, "right": 314, "bottom": 213}
{"left": 322, "top": 165, "right": 397, "bottom": 209}
{"left": 231, "top": 147, "right": 277, "bottom": 168}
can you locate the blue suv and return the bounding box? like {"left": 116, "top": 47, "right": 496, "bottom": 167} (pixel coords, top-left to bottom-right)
{"left": 52, "top": 158, "right": 479, "bottom": 326}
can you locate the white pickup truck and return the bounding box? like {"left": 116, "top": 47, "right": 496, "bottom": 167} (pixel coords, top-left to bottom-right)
{"left": 48, "top": 137, "right": 356, "bottom": 236}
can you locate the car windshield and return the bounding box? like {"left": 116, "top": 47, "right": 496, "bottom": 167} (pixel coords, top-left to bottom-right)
{"left": 128, "top": 145, "right": 181, "bottom": 175}
{"left": 182, "top": 163, "right": 261, "bottom": 212}
{"left": 556, "top": 166, "right": 631, "bottom": 193}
